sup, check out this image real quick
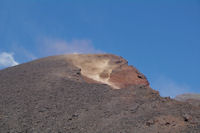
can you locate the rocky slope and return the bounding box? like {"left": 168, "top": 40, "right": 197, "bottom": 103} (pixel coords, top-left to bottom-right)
{"left": 175, "top": 93, "right": 200, "bottom": 107}
{"left": 0, "top": 54, "right": 200, "bottom": 133}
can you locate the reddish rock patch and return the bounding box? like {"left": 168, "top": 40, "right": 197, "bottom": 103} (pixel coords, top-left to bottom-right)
{"left": 109, "top": 65, "right": 149, "bottom": 88}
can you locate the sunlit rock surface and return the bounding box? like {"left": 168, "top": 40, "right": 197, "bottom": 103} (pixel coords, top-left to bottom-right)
{"left": 66, "top": 54, "right": 149, "bottom": 89}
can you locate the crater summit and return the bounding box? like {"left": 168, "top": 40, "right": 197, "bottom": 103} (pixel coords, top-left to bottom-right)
{"left": 65, "top": 54, "right": 149, "bottom": 89}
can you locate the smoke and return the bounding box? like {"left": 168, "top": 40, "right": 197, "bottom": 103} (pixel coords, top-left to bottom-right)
{"left": 67, "top": 54, "right": 118, "bottom": 89}
{"left": 151, "top": 76, "right": 191, "bottom": 98}
{"left": 0, "top": 52, "right": 19, "bottom": 68}
{"left": 11, "top": 44, "right": 37, "bottom": 61}
{"left": 40, "top": 38, "right": 103, "bottom": 56}
{"left": 0, "top": 38, "right": 103, "bottom": 69}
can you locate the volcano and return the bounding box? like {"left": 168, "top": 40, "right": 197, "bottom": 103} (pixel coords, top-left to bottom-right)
{"left": 0, "top": 54, "right": 200, "bottom": 133}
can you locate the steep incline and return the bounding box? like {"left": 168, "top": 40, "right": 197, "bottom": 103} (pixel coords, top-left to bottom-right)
{"left": 0, "top": 54, "right": 200, "bottom": 133}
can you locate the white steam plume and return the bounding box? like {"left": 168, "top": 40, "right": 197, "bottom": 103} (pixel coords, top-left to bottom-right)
{"left": 40, "top": 38, "right": 103, "bottom": 56}
{"left": 0, "top": 52, "right": 19, "bottom": 68}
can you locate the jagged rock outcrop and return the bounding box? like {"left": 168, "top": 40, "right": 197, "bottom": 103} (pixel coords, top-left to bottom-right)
{"left": 0, "top": 54, "right": 200, "bottom": 133}
{"left": 66, "top": 54, "right": 149, "bottom": 89}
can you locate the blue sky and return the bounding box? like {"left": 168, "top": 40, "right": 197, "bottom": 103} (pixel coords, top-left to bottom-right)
{"left": 0, "top": 0, "right": 200, "bottom": 97}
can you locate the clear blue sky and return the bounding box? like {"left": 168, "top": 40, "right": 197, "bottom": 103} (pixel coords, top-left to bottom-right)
{"left": 0, "top": 0, "right": 200, "bottom": 97}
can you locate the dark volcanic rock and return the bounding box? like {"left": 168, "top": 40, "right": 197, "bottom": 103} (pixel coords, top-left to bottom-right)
{"left": 0, "top": 54, "right": 200, "bottom": 133}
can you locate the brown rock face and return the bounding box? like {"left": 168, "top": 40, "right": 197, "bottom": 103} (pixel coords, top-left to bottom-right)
{"left": 66, "top": 54, "right": 149, "bottom": 89}
{"left": 109, "top": 65, "right": 149, "bottom": 88}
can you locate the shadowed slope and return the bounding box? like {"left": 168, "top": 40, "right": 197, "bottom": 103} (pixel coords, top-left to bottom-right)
{"left": 0, "top": 54, "right": 200, "bottom": 133}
